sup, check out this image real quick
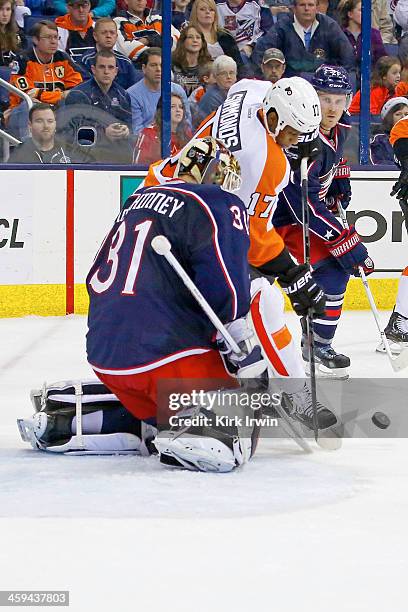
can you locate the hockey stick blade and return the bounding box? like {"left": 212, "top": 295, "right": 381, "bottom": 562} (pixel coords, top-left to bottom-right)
{"left": 273, "top": 402, "right": 313, "bottom": 454}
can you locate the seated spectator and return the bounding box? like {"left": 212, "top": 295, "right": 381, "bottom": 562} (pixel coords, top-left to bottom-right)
{"left": 126, "top": 47, "right": 191, "bottom": 135}
{"left": 56, "top": 0, "right": 96, "bottom": 62}
{"left": 370, "top": 96, "right": 408, "bottom": 164}
{"left": 260, "top": 47, "right": 286, "bottom": 83}
{"left": 349, "top": 55, "right": 401, "bottom": 114}
{"left": 172, "top": 0, "right": 191, "bottom": 30}
{"left": 252, "top": 0, "right": 355, "bottom": 78}
{"left": 52, "top": 0, "right": 115, "bottom": 18}
{"left": 80, "top": 17, "right": 140, "bottom": 89}
{"left": 371, "top": 0, "right": 396, "bottom": 44}
{"left": 64, "top": 50, "right": 133, "bottom": 161}
{"left": 215, "top": 0, "right": 272, "bottom": 61}
{"left": 339, "top": 0, "right": 387, "bottom": 70}
{"left": 8, "top": 102, "right": 92, "bottom": 162}
{"left": 0, "top": 0, "right": 23, "bottom": 67}
{"left": 395, "top": 0, "right": 408, "bottom": 63}
{"left": 172, "top": 24, "right": 212, "bottom": 96}
{"left": 189, "top": 0, "right": 247, "bottom": 76}
{"left": 134, "top": 93, "right": 192, "bottom": 164}
{"left": 13, "top": 0, "right": 30, "bottom": 30}
{"left": 114, "top": 0, "right": 180, "bottom": 67}
{"left": 188, "top": 60, "right": 215, "bottom": 127}
{"left": 198, "top": 53, "right": 236, "bottom": 116}
{"left": 263, "top": 0, "right": 293, "bottom": 25}
{"left": 5, "top": 19, "right": 82, "bottom": 137}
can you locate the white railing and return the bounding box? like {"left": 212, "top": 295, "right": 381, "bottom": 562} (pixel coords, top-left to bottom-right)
{"left": 0, "top": 77, "right": 32, "bottom": 161}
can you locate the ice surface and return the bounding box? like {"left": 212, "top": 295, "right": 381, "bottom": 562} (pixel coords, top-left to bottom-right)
{"left": 1, "top": 312, "right": 407, "bottom": 612}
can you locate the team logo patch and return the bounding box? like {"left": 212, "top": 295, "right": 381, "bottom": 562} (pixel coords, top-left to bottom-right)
{"left": 55, "top": 66, "right": 65, "bottom": 79}
{"left": 314, "top": 48, "right": 326, "bottom": 59}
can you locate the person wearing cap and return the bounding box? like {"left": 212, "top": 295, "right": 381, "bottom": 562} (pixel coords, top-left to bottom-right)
{"left": 56, "top": 0, "right": 96, "bottom": 63}
{"left": 261, "top": 47, "right": 286, "bottom": 83}
{"left": 252, "top": 0, "right": 355, "bottom": 79}
{"left": 52, "top": 0, "right": 115, "bottom": 19}
{"left": 370, "top": 96, "right": 408, "bottom": 165}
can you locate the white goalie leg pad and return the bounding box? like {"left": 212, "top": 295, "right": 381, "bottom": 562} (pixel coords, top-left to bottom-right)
{"left": 17, "top": 413, "right": 146, "bottom": 455}
{"left": 155, "top": 431, "right": 251, "bottom": 473}
{"left": 248, "top": 278, "right": 305, "bottom": 388}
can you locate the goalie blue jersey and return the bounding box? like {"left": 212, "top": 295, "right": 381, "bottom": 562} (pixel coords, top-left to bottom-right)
{"left": 86, "top": 181, "right": 250, "bottom": 373}
{"left": 274, "top": 113, "right": 351, "bottom": 243}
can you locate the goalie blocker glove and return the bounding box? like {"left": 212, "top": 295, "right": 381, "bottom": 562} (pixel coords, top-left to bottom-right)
{"left": 325, "top": 225, "right": 374, "bottom": 276}
{"left": 277, "top": 264, "right": 326, "bottom": 317}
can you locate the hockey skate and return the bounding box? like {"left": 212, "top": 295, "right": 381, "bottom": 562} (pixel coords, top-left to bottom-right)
{"left": 376, "top": 311, "right": 408, "bottom": 355}
{"left": 302, "top": 342, "right": 350, "bottom": 380}
{"left": 280, "top": 382, "right": 338, "bottom": 431}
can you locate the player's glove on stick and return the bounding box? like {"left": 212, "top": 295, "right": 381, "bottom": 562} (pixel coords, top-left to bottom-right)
{"left": 278, "top": 264, "right": 326, "bottom": 317}
{"left": 325, "top": 226, "right": 374, "bottom": 276}
{"left": 287, "top": 130, "right": 321, "bottom": 170}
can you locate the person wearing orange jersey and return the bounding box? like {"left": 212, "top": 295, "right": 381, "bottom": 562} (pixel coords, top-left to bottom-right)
{"left": 379, "top": 116, "right": 408, "bottom": 352}
{"left": 142, "top": 77, "right": 338, "bottom": 432}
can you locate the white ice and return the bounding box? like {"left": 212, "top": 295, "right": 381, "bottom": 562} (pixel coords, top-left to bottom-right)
{"left": 1, "top": 311, "right": 407, "bottom": 612}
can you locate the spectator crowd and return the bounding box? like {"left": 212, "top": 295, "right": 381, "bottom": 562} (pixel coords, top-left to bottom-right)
{"left": 0, "top": 0, "right": 407, "bottom": 165}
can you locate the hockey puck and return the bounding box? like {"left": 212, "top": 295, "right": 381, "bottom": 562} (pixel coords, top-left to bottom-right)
{"left": 371, "top": 412, "right": 391, "bottom": 429}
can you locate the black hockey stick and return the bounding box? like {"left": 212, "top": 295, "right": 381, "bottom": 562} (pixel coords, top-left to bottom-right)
{"left": 300, "top": 157, "right": 319, "bottom": 442}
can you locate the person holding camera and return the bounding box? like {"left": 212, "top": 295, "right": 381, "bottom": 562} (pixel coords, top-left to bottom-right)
{"left": 64, "top": 49, "right": 133, "bottom": 162}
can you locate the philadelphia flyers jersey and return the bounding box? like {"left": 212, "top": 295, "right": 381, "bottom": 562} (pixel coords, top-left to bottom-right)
{"left": 144, "top": 79, "right": 291, "bottom": 268}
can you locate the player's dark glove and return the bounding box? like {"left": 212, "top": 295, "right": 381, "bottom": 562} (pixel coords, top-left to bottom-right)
{"left": 325, "top": 226, "right": 374, "bottom": 276}
{"left": 287, "top": 130, "right": 321, "bottom": 170}
{"left": 326, "top": 158, "right": 352, "bottom": 212}
{"left": 277, "top": 264, "right": 326, "bottom": 317}
{"left": 390, "top": 157, "right": 408, "bottom": 206}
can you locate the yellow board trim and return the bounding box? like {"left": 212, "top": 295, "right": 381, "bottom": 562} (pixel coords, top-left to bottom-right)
{"left": 0, "top": 278, "right": 401, "bottom": 318}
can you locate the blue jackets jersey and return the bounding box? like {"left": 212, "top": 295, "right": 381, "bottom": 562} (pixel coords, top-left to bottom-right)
{"left": 274, "top": 113, "right": 351, "bottom": 244}
{"left": 86, "top": 181, "right": 251, "bottom": 373}
{"left": 65, "top": 77, "right": 132, "bottom": 129}
{"left": 79, "top": 49, "right": 140, "bottom": 91}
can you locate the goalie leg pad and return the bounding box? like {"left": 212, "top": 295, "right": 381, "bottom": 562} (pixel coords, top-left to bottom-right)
{"left": 18, "top": 379, "right": 157, "bottom": 455}
{"left": 248, "top": 277, "right": 306, "bottom": 379}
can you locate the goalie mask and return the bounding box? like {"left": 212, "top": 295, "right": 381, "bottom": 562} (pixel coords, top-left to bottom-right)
{"left": 174, "top": 137, "right": 242, "bottom": 192}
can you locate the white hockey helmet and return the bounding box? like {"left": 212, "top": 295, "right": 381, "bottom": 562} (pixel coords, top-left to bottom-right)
{"left": 174, "top": 136, "right": 242, "bottom": 192}
{"left": 262, "top": 76, "right": 322, "bottom": 138}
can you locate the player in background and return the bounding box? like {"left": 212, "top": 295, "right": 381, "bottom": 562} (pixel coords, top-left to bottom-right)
{"left": 274, "top": 65, "right": 374, "bottom": 379}
{"left": 381, "top": 117, "right": 408, "bottom": 351}
{"left": 143, "top": 77, "right": 338, "bottom": 431}
{"left": 18, "top": 138, "right": 266, "bottom": 473}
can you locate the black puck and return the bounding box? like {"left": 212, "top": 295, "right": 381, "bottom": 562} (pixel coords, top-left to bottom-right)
{"left": 372, "top": 412, "right": 391, "bottom": 429}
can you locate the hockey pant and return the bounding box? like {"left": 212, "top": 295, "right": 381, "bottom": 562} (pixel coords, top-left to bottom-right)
{"left": 310, "top": 258, "right": 349, "bottom": 346}
{"left": 275, "top": 224, "right": 350, "bottom": 347}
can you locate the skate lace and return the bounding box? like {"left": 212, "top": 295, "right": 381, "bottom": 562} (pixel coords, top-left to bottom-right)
{"left": 396, "top": 316, "right": 408, "bottom": 334}
{"left": 289, "top": 386, "right": 327, "bottom": 418}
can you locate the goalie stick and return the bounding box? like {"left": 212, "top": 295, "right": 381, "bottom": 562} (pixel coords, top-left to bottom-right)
{"left": 337, "top": 203, "right": 408, "bottom": 372}
{"left": 151, "top": 234, "right": 313, "bottom": 454}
